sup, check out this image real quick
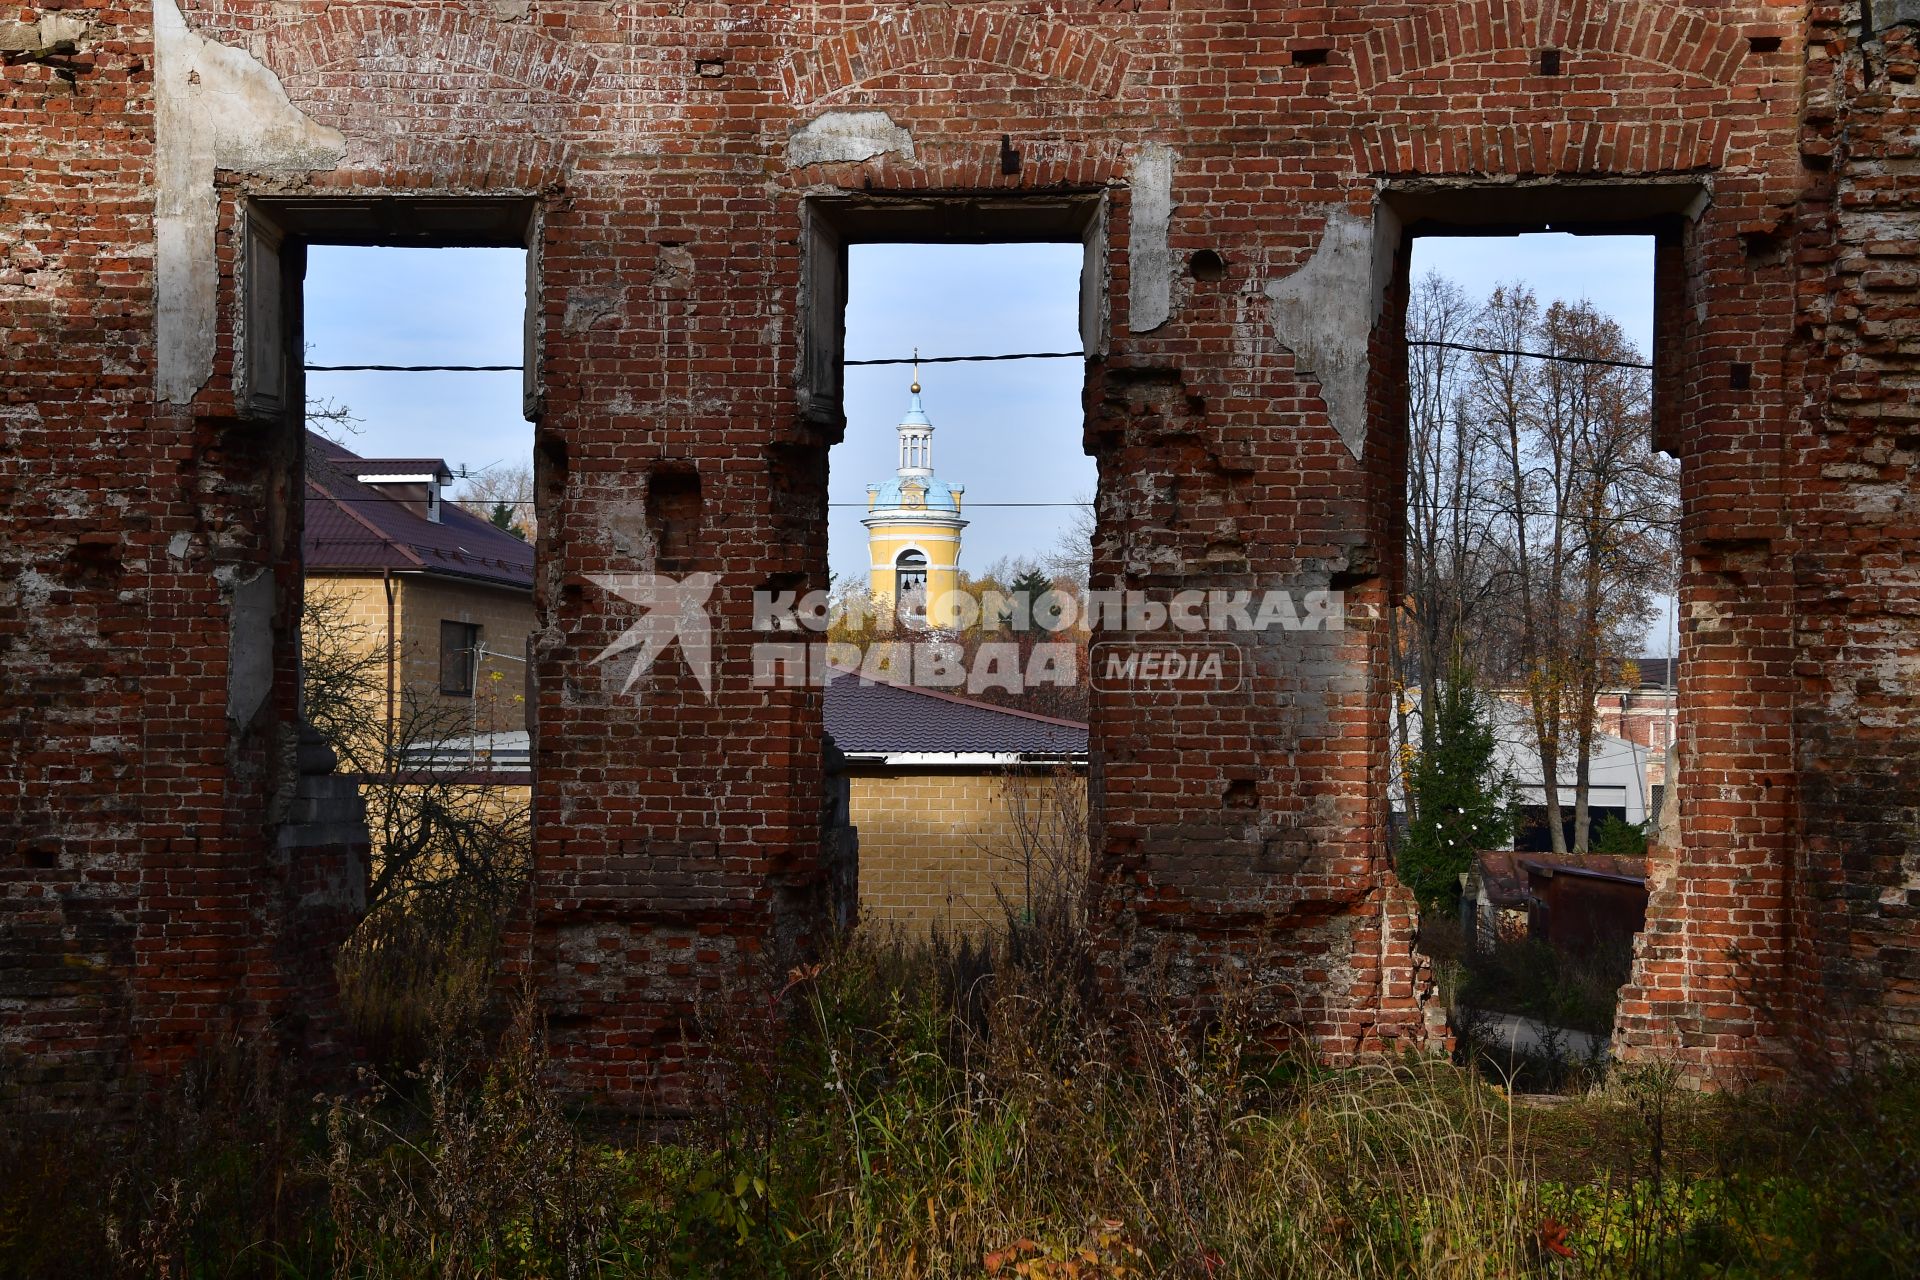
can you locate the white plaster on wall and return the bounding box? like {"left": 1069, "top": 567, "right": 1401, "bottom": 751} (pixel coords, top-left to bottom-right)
{"left": 1128, "top": 143, "right": 1175, "bottom": 333}
{"left": 154, "top": 0, "right": 345, "bottom": 404}
{"left": 1261, "top": 205, "right": 1399, "bottom": 461}
{"left": 786, "top": 110, "right": 916, "bottom": 168}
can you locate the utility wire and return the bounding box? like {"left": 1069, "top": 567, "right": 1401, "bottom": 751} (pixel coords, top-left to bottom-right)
{"left": 307, "top": 344, "right": 1649, "bottom": 374}
{"left": 307, "top": 363, "right": 522, "bottom": 372}
{"left": 845, "top": 351, "right": 1085, "bottom": 367}
{"left": 325, "top": 493, "right": 1676, "bottom": 525}
{"left": 1408, "top": 340, "right": 1652, "bottom": 371}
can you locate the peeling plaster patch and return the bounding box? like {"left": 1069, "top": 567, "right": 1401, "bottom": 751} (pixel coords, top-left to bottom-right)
{"left": 155, "top": 0, "right": 345, "bottom": 404}
{"left": 485, "top": 0, "right": 532, "bottom": 19}
{"left": 1261, "top": 206, "right": 1397, "bottom": 460}
{"left": 0, "top": 12, "right": 91, "bottom": 51}
{"left": 786, "top": 111, "right": 915, "bottom": 168}
{"left": 221, "top": 566, "right": 275, "bottom": 730}
{"left": 15, "top": 568, "right": 54, "bottom": 615}
{"left": 1843, "top": 482, "right": 1905, "bottom": 516}
{"left": 563, "top": 288, "right": 625, "bottom": 333}
{"left": 1688, "top": 597, "right": 1730, "bottom": 631}
{"left": 1128, "top": 143, "right": 1175, "bottom": 333}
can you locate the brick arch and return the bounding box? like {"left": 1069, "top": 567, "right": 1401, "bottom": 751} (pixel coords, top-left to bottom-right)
{"left": 782, "top": 8, "right": 1130, "bottom": 105}
{"left": 303, "top": 137, "right": 572, "bottom": 195}
{"left": 1352, "top": 118, "right": 1732, "bottom": 177}
{"left": 266, "top": 4, "right": 598, "bottom": 103}
{"left": 1350, "top": 0, "right": 1747, "bottom": 96}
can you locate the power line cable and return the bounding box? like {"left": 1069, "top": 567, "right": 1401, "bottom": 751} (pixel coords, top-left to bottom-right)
{"left": 1408, "top": 340, "right": 1652, "bottom": 371}
{"left": 317, "top": 493, "right": 1677, "bottom": 525}
{"left": 845, "top": 351, "right": 1085, "bottom": 367}
{"left": 306, "top": 342, "right": 1650, "bottom": 374}
{"left": 307, "top": 363, "right": 522, "bottom": 372}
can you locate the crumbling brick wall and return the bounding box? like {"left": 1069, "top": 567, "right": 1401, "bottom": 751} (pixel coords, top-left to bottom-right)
{"left": 2, "top": 1, "right": 1914, "bottom": 1106}
{"left": 0, "top": 1, "right": 365, "bottom": 1107}
{"left": 1782, "top": 9, "right": 1920, "bottom": 1063}
{"left": 1614, "top": 4, "right": 1920, "bottom": 1078}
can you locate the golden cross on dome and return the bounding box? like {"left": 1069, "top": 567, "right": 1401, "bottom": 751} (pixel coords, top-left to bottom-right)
{"left": 910, "top": 348, "right": 921, "bottom": 395}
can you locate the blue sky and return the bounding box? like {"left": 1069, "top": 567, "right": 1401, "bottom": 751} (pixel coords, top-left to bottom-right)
{"left": 306, "top": 230, "right": 1670, "bottom": 655}
{"left": 837, "top": 242, "right": 1090, "bottom": 583}
{"left": 304, "top": 245, "right": 528, "bottom": 478}
{"left": 1414, "top": 232, "right": 1654, "bottom": 356}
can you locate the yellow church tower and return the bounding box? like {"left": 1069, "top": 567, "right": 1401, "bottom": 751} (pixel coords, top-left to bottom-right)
{"left": 865, "top": 363, "right": 966, "bottom": 626}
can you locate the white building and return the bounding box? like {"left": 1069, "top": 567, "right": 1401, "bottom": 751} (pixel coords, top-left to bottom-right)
{"left": 1390, "top": 694, "right": 1654, "bottom": 851}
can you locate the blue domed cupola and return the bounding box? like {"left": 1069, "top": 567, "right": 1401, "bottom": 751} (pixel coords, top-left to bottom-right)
{"left": 864, "top": 355, "right": 965, "bottom": 515}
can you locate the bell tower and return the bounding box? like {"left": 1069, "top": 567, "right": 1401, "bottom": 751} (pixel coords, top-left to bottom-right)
{"left": 864, "top": 359, "right": 967, "bottom": 625}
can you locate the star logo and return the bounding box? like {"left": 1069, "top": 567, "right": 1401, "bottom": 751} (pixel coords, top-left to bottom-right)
{"left": 587, "top": 572, "right": 718, "bottom": 699}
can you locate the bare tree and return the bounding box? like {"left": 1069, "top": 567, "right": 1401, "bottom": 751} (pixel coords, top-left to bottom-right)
{"left": 456, "top": 463, "right": 537, "bottom": 541}
{"left": 300, "top": 591, "right": 530, "bottom": 917}
{"left": 1399, "top": 273, "right": 1514, "bottom": 784}
{"left": 305, "top": 395, "right": 362, "bottom": 443}
{"left": 1459, "top": 286, "right": 1676, "bottom": 854}
{"left": 1535, "top": 299, "right": 1672, "bottom": 849}
{"left": 1042, "top": 491, "right": 1097, "bottom": 588}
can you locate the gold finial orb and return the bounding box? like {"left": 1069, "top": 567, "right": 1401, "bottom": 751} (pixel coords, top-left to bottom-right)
{"left": 911, "top": 348, "right": 921, "bottom": 394}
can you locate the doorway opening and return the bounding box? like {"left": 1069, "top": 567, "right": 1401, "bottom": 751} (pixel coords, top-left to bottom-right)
{"left": 805, "top": 200, "right": 1101, "bottom": 940}
{"left": 249, "top": 198, "right": 540, "bottom": 1064}
{"left": 1384, "top": 192, "right": 1686, "bottom": 1081}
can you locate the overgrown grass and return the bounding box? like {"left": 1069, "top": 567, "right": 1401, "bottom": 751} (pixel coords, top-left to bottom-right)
{"left": 4, "top": 914, "right": 1915, "bottom": 1278}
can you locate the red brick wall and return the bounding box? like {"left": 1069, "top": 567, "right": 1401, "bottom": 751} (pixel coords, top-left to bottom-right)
{"left": 1, "top": 1, "right": 363, "bottom": 1105}
{"left": 3, "top": 1, "right": 1914, "bottom": 1105}
{"left": 1781, "top": 6, "right": 1920, "bottom": 1066}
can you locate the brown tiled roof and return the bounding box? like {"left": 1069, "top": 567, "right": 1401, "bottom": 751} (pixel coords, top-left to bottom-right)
{"left": 824, "top": 667, "right": 1088, "bottom": 757}
{"left": 303, "top": 431, "right": 533, "bottom": 590}
{"left": 1476, "top": 852, "right": 1533, "bottom": 907}
{"left": 1521, "top": 853, "right": 1647, "bottom": 885}
{"left": 1632, "top": 657, "right": 1675, "bottom": 689}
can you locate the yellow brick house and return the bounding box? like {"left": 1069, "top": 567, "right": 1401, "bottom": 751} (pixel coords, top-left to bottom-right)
{"left": 824, "top": 669, "right": 1089, "bottom": 934}
{"left": 303, "top": 431, "right": 535, "bottom": 777}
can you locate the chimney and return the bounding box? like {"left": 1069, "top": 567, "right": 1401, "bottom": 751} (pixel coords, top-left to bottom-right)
{"left": 344, "top": 460, "right": 456, "bottom": 522}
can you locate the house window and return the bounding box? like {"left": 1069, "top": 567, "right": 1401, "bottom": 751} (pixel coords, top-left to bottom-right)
{"left": 440, "top": 620, "right": 480, "bottom": 696}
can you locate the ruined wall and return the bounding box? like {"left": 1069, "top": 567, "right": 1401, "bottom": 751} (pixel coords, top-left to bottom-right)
{"left": 1783, "top": 5, "right": 1920, "bottom": 1062}
{"left": 1, "top": 0, "right": 364, "bottom": 1106}
{"left": 2, "top": 1, "right": 1915, "bottom": 1105}
{"left": 1614, "top": 3, "right": 1920, "bottom": 1077}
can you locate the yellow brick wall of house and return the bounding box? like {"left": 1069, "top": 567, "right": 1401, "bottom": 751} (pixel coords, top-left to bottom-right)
{"left": 850, "top": 769, "right": 1086, "bottom": 936}
{"left": 305, "top": 576, "right": 535, "bottom": 880}
{"left": 304, "top": 575, "right": 400, "bottom": 749}
{"left": 307, "top": 573, "right": 534, "bottom": 740}
{"left": 368, "top": 781, "right": 533, "bottom": 888}
{"left": 393, "top": 576, "right": 534, "bottom": 737}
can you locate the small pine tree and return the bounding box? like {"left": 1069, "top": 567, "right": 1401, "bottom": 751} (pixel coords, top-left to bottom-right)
{"left": 488, "top": 501, "right": 527, "bottom": 541}
{"left": 1397, "top": 659, "right": 1510, "bottom": 913}
{"left": 1010, "top": 568, "right": 1054, "bottom": 629}
{"left": 1591, "top": 815, "right": 1648, "bottom": 855}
